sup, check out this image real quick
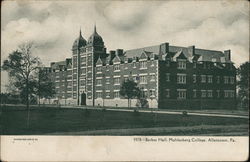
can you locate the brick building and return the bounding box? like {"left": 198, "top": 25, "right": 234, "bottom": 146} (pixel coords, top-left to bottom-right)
{"left": 44, "top": 26, "right": 236, "bottom": 109}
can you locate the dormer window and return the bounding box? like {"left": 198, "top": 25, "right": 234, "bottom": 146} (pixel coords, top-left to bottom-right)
{"left": 114, "top": 64, "right": 120, "bottom": 71}
{"left": 166, "top": 60, "right": 170, "bottom": 67}
{"left": 133, "top": 62, "right": 136, "bottom": 68}
{"left": 96, "top": 67, "right": 101, "bottom": 73}
{"left": 139, "top": 61, "right": 147, "bottom": 69}
{"left": 203, "top": 62, "right": 206, "bottom": 69}
{"left": 193, "top": 61, "right": 196, "bottom": 68}
{"left": 177, "top": 59, "right": 186, "bottom": 69}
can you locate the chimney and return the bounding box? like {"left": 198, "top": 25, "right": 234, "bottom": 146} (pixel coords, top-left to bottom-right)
{"left": 188, "top": 45, "right": 195, "bottom": 57}
{"left": 116, "top": 49, "right": 124, "bottom": 56}
{"left": 50, "top": 62, "right": 55, "bottom": 67}
{"left": 160, "top": 42, "right": 169, "bottom": 54}
{"left": 109, "top": 50, "right": 116, "bottom": 60}
{"left": 224, "top": 50, "right": 231, "bottom": 61}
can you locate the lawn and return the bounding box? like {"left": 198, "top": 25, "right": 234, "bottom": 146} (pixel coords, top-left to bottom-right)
{"left": 0, "top": 105, "right": 248, "bottom": 135}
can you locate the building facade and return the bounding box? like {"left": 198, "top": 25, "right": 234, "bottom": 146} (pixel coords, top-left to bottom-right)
{"left": 44, "top": 26, "right": 236, "bottom": 109}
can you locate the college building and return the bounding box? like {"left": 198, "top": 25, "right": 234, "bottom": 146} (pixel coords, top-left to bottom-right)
{"left": 42, "top": 25, "right": 236, "bottom": 109}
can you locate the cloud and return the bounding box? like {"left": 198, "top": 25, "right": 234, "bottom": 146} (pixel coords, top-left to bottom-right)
{"left": 1, "top": 0, "right": 249, "bottom": 92}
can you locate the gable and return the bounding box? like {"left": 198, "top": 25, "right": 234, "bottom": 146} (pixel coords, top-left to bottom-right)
{"left": 113, "top": 55, "right": 121, "bottom": 63}
{"left": 139, "top": 51, "right": 148, "bottom": 60}
{"left": 96, "top": 57, "right": 103, "bottom": 65}
{"left": 177, "top": 51, "right": 187, "bottom": 59}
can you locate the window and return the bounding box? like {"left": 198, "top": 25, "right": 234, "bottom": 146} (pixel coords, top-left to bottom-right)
{"left": 193, "top": 89, "right": 197, "bottom": 98}
{"left": 140, "top": 76, "right": 147, "bottom": 84}
{"left": 177, "top": 74, "right": 186, "bottom": 84}
{"left": 106, "top": 92, "right": 110, "bottom": 98}
{"left": 224, "top": 76, "right": 229, "bottom": 84}
{"left": 230, "top": 76, "right": 235, "bottom": 84}
{"left": 177, "top": 60, "right": 186, "bottom": 69}
{"left": 133, "top": 76, "right": 137, "bottom": 82}
{"left": 166, "top": 73, "right": 170, "bottom": 82}
{"left": 166, "top": 60, "right": 170, "bottom": 67}
{"left": 201, "top": 75, "right": 206, "bottom": 83}
{"left": 114, "top": 77, "right": 120, "bottom": 85}
{"left": 203, "top": 62, "right": 206, "bottom": 69}
{"left": 114, "top": 91, "right": 120, "bottom": 98}
{"left": 133, "top": 62, "right": 136, "bottom": 68}
{"left": 87, "top": 67, "right": 92, "bottom": 73}
{"left": 96, "top": 67, "right": 101, "bottom": 73}
{"left": 124, "top": 76, "right": 129, "bottom": 81}
{"left": 88, "top": 55, "right": 92, "bottom": 61}
{"left": 217, "top": 76, "right": 220, "bottom": 84}
{"left": 81, "top": 68, "right": 86, "bottom": 74}
{"left": 140, "top": 90, "right": 147, "bottom": 98}
{"left": 224, "top": 90, "right": 234, "bottom": 98}
{"left": 230, "top": 91, "right": 235, "bottom": 98}
{"left": 139, "top": 61, "right": 147, "bottom": 69}
{"left": 114, "top": 64, "right": 120, "bottom": 71}
{"left": 96, "top": 92, "right": 102, "bottom": 98}
{"left": 193, "top": 74, "right": 197, "bottom": 83}
{"left": 193, "top": 62, "right": 197, "bottom": 68}
{"left": 201, "top": 90, "right": 206, "bottom": 98}
{"left": 106, "top": 78, "right": 110, "bottom": 84}
{"left": 81, "top": 57, "right": 86, "bottom": 63}
{"left": 207, "top": 63, "right": 211, "bottom": 69}
{"left": 207, "top": 90, "right": 213, "bottom": 98}
{"left": 216, "top": 90, "right": 220, "bottom": 98}
{"left": 166, "top": 89, "right": 170, "bottom": 98}
{"left": 150, "top": 74, "right": 156, "bottom": 81}
{"left": 149, "top": 89, "right": 155, "bottom": 97}
{"left": 224, "top": 90, "right": 229, "bottom": 98}
{"left": 177, "top": 89, "right": 186, "bottom": 99}
{"left": 207, "top": 75, "right": 213, "bottom": 83}
{"left": 96, "top": 79, "right": 102, "bottom": 86}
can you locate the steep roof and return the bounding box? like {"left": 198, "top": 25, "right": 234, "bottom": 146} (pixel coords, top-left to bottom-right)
{"left": 124, "top": 44, "right": 232, "bottom": 63}
{"left": 51, "top": 58, "right": 72, "bottom": 70}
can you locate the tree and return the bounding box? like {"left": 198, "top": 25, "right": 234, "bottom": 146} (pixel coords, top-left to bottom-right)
{"left": 37, "top": 68, "right": 56, "bottom": 106}
{"left": 136, "top": 87, "right": 149, "bottom": 108}
{"left": 120, "top": 79, "right": 140, "bottom": 108}
{"left": 2, "top": 43, "right": 40, "bottom": 127}
{"left": 237, "top": 61, "right": 249, "bottom": 109}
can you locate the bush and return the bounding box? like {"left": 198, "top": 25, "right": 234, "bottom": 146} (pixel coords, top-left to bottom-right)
{"left": 136, "top": 98, "right": 149, "bottom": 108}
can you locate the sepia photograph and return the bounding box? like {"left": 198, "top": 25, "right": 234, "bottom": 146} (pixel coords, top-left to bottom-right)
{"left": 0, "top": 0, "right": 249, "bottom": 161}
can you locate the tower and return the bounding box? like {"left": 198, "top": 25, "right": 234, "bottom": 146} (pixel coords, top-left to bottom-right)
{"left": 72, "top": 29, "right": 87, "bottom": 105}
{"left": 85, "top": 24, "right": 106, "bottom": 106}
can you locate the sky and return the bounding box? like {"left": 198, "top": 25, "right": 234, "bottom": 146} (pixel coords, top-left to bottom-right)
{"left": 1, "top": 0, "right": 249, "bottom": 92}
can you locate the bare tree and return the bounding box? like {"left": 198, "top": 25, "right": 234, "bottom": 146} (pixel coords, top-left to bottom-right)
{"left": 2, "top": 42, "right": 40, "bottom": 128}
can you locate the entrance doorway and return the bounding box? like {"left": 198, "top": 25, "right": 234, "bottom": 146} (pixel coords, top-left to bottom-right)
{"left": 81, "top": 92, "right": 86, "bottom": 105}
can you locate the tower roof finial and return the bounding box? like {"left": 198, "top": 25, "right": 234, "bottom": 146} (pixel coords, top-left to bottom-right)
{"left": 94, "top": 22, "right": 97, "bottom": 33}
{"left": 80, "top": 26, "right": 82, "bottom": 36}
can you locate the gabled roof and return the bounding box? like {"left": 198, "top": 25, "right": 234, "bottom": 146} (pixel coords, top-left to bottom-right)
{"left": 123, "top": 43, "right": 232, "bottom": 63}
{"left": 96, "top": 57, "right": 103, "bottom": 65}
{"left": 173, "top": 51, "right": 187, "bottom": 61}
{"left": 124, "top": 45, "right": 160, "bottom": 58}
{"left": 113, "top": 55, "right": 121, "bottom": 63}
{"left": 139, "top": 51, "right": 150, "bottom": 60}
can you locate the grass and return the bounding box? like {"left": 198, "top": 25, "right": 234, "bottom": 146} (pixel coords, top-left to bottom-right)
{"left": 0, "top": 105, "right": 248, "bottom": 135}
